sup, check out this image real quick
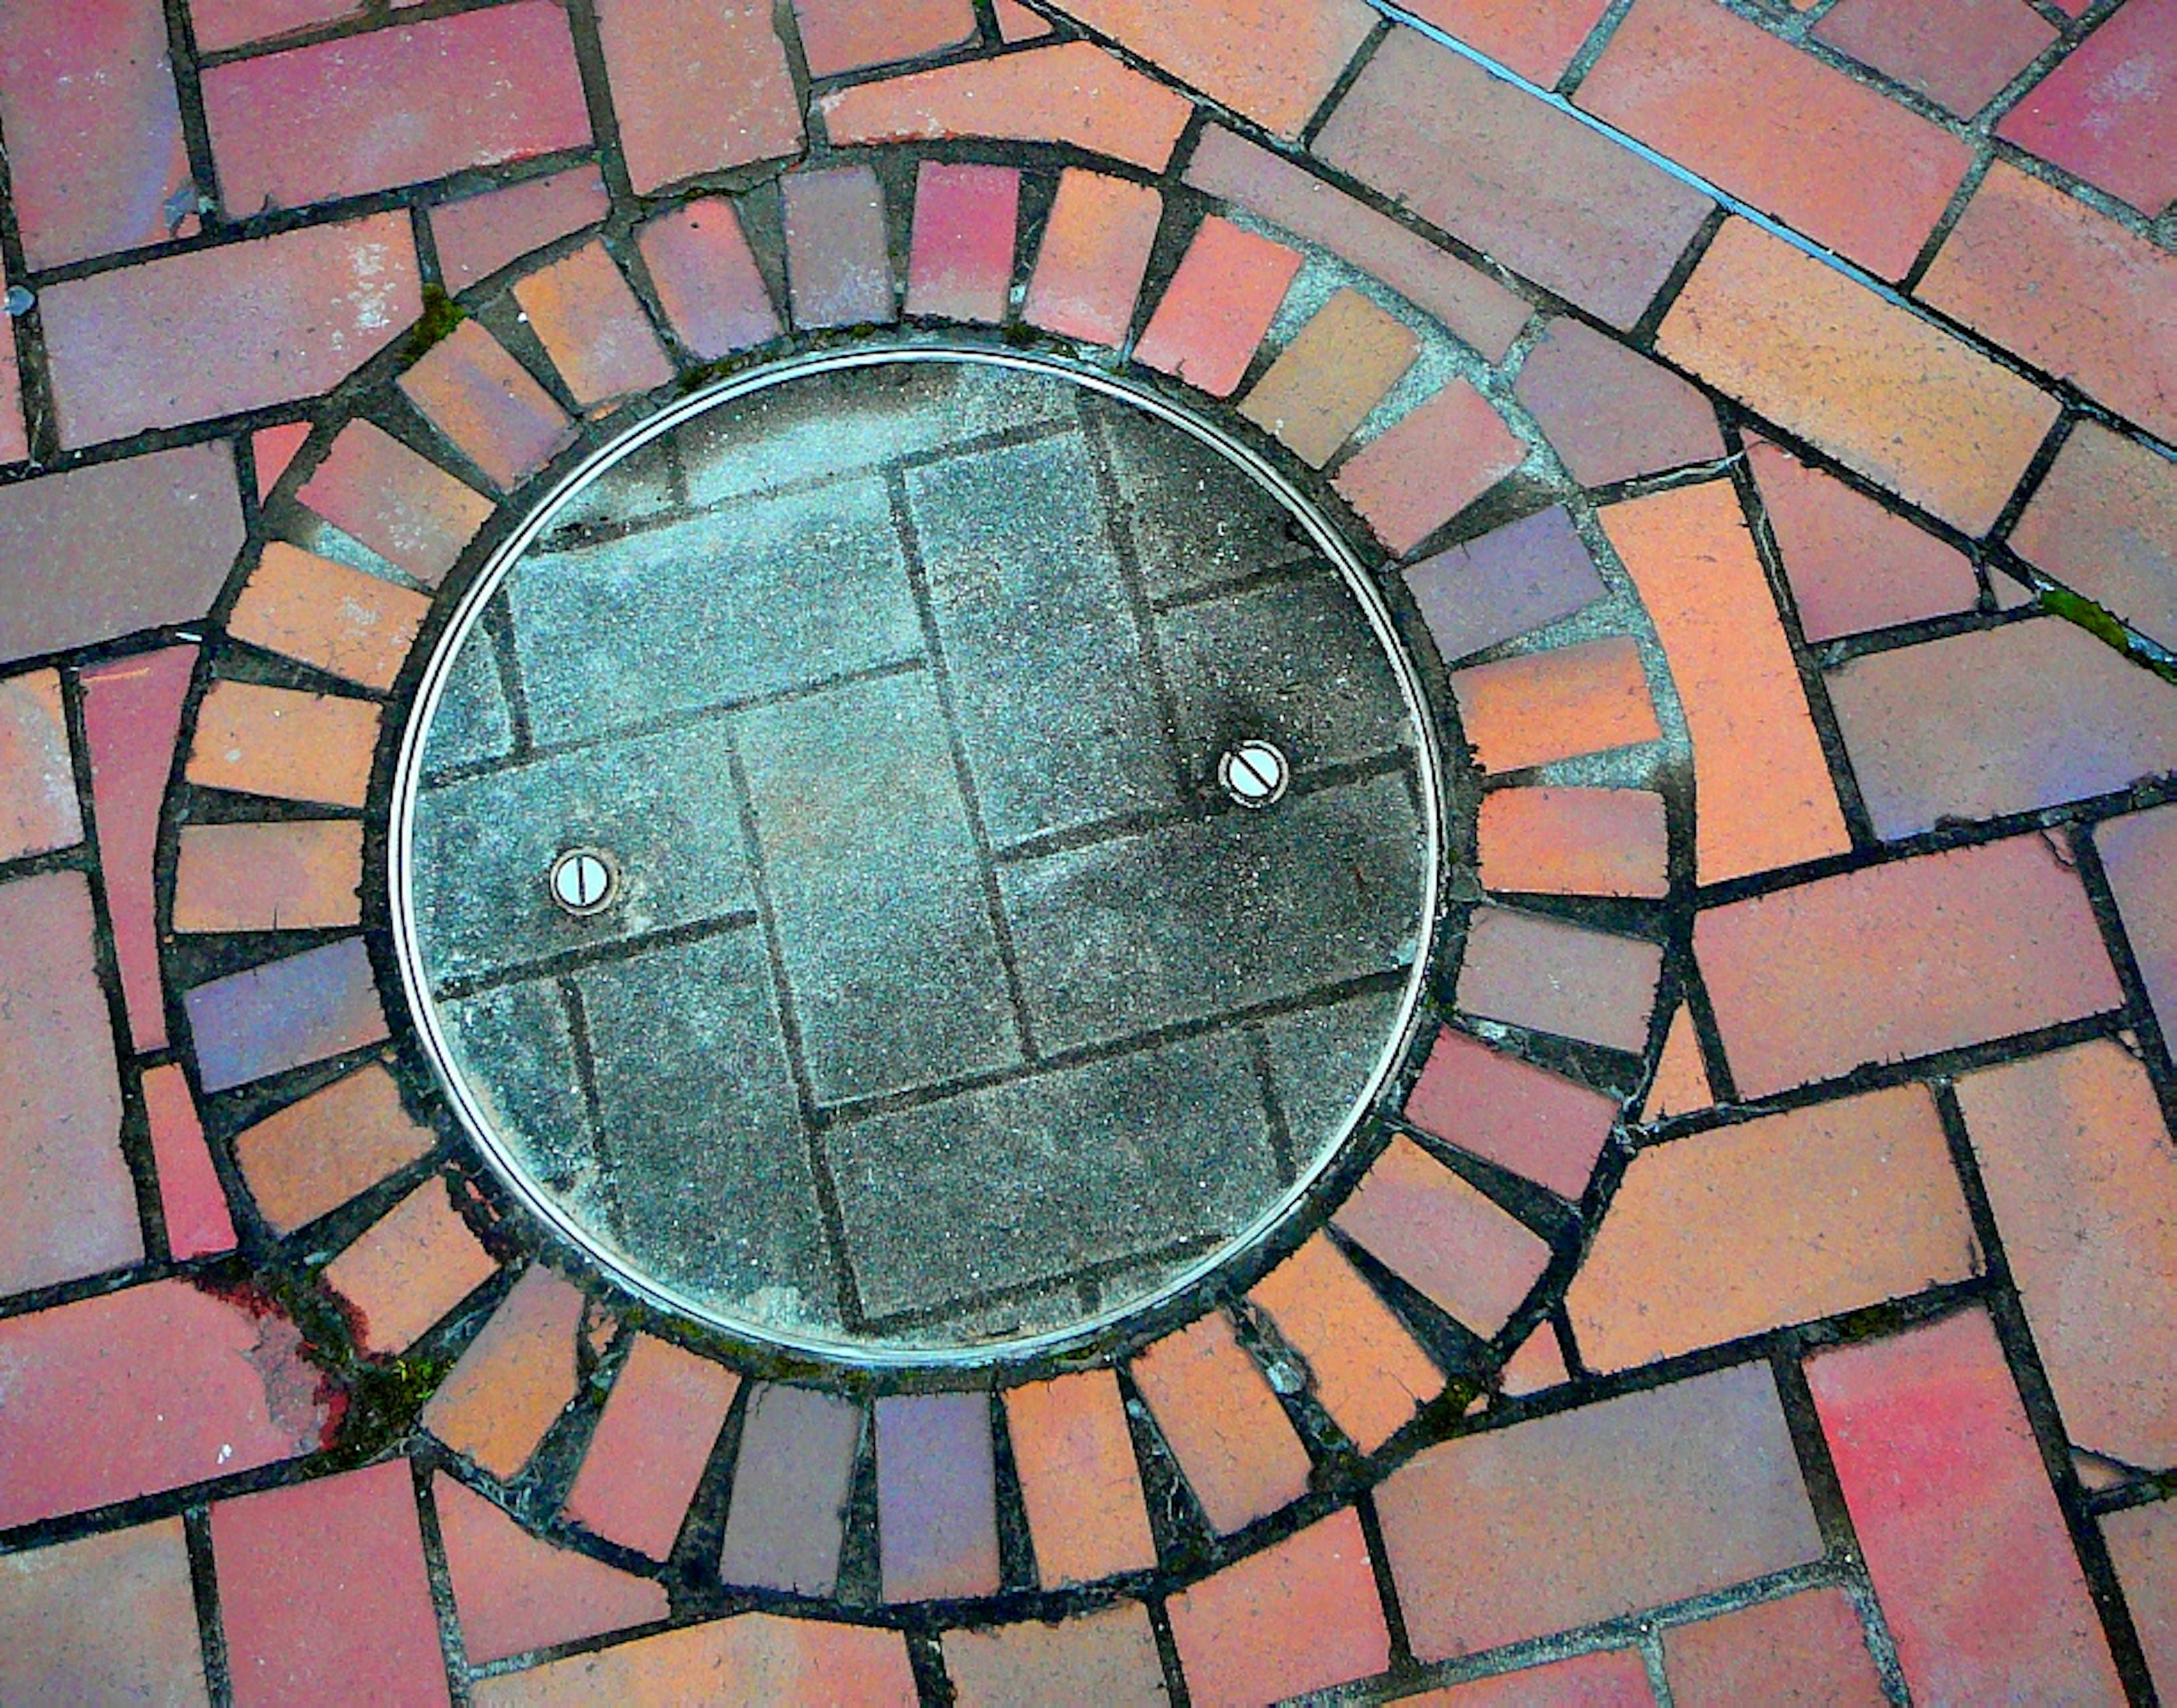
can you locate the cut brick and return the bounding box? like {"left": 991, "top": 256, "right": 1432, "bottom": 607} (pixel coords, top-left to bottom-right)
{"left": 875, "top": 1392, "right": 1000, "bottom": 1602}
{"left": 1403, "top": 506, "right": 1607, "bottom": 666}
{"left": 1024, "top": 169, "right": 1162, "bottom": 348}
{"left": 1404, "top": 1025, "right": 1621, "bottom": 1200}
{"left": 906, "top": 162, "right": 1021, "bottom": 327}
{"left": 1133, "top": 217, "right": 1301, "bottom": 396}
{"left": 594, "top": 0, "right": 802, "bottom": 194}
{"left": 1813, "top": 0, "right": 2055, "bottom": 119}
{"left": 1476, "top": 786, "right": 1669, "bottom": 900}
{"left": 142, "top": 1063, "right": 237, "bottom": 1261}
{"left": 319, "top": 1175, "right": 499, "bottom": 1354}
{"left": 2098, "top": 802, "right": 2177, "bottom": 1046}
{"left": 2103, "top": 1501, "right": 2177, "bottom": 1697}
{"left": 718, "top": 1384, "right": 861, "bottom": 1595}
{"left": 1515, "top": 317, "right": 1723, "bottom": 490}
{"left": 185, "top": 937, "right": 387, "bottom": 1092}
{"left": 1003, "top": 1367, "right": 1157, "bottom": 1586}
{"left": 253, "top": 422, "right": 312, "bottom": 501}
{"left": 1239, "top": 289, "right": 1417, "bottom": 467}
{"left": 2010, "top": 421, "right": 2177, "bottom": 652}
{"left": 228, "top": 543, "right": 430, "bottom": 693}
{"left": 433, "top": 166, "right": 612, "bottom": 296}
{"left": 994, "top": 0, "right": 1051, "bottom": 39}
{"left": 232, "top": 1061, "right": 435, "bottom": 1234}
{"left": 638, "top": 198, "right": 782, "bottom": 359}
{"left": 1450, "top": 637, "right": 1661, "bottom": 774}
{"left": 1392, "top": 0, "right": 1615, "bottom": 86}
{"left": 515, "top": 242, "right": 675, "bottom": 409}
{"left": 791, "top": 0, "right": 976, "bottom": 76}
{"left": 399, "top": 319, "right": 577, "bottom": 493}
{"left": 469, "top": 1613, "right": 915, "bottom": 1706}
{"left": 1250, "top": 1233, "right": 1441, "bottom": 1450}
{"left": 1130, "top": 1311, "right": 1312, "bottom": 1533}
{"left": 943, "top": 1604, "right": 1167, "bottom": 1708}
{"left": 1335, "top": 381, "right": 1526, "bottom": 556}
{"left": 423, "top": 1264, "right": 586, "bottom": 1480}
{"left": 566, "top": 1334, "right": 740, "bottom": 1559}
{"left": 782, "top": 164, "right": 896, "bottom": 330}
{"left": 1662, "top": 1588, "right": 1888, "bottom": 1706}
{"left": 297, "top": 419, "right": 494, "bottom": 588}
{"left": 1996, "top": 0, "right": 2175, "bottom": 215}
{"left": 173, "top": 819, "right": 364, "bottom": 934}
{"left": 0, "top": 1520, "right": 210, "bottom": 1707}
{"left": 1456, "top": 905, "right": 1663, "bottom": 1054}
{"left": 1642, "top": 1005, "right": 1713, "bottom": 1122}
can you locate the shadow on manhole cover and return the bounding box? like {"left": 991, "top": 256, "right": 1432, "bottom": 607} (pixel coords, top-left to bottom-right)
{"left": 392, "top": 347, "right": 1446, "bottom": 1363}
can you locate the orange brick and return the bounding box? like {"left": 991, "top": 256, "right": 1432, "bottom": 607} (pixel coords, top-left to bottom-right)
{"left": 1600, "top": 480, "right": 1849, "bottom": 883}
{"left": 233, "top": 1062, "right": 436, "bottom": 1234}
{"left": 593, "top": 0, "right": 801, "bottom": 195}
{"left": 470, "top": 1612, "right": 916, "bottom": 1705}
{"left": 1049, "top": 0, "right": 1378, "bottom": 138}
{"left": 1401, "top": 1648, "right": 1655, "bottom": 1705}
{"left": 1134, "top": 217, "right": 1301, "bottom": 397}
{"left": 1498, "top": 1325, "right": 1570, "bottom": 1397}
{"left": 423, "top": 1265, "right": 586, "bottom": 1479}
{"left": 321, "top": 1176, "right": 500, "bottom": 1355}
{"left": 399, "top": 319, "right": 576, "bottom": 493}
{"left": 172, "top": 819, "right": 363, "bottom": 933}
{"left": 1476, "top": 786, "right": 1668, "bottom": 898}
{"left": 819, "top": 41, "right": 1193, "bottom": 172}
{"left": 2103, "top": 1501, "right": 2177, "bottom": 1697}
{"left": 1130, "top": 1311, "right": 1311, "bottom": 1533}
{"left": 791, "top": 0, "right": 975, "bottom": 77}
{"left": 1250, "top": 1234, "right": 1441, "bottom": 1450}
{"left": 186, "top": 679, "right": 380, "bottom": 808}
{"left": 1333, "top": 380, "right": 1526, "bottom": 556}
{"left": 1450, "top": 637, "right": 1661, "bottom": 774}
{"left": 565, "top": 1334, "right": 740, "bottom": 1560}
{"left": 227, "top": 543, "right": 431, "bottom": 693}
{"left": 1657, "top": 219, "right": 2059, "bottom": 535}
{"left": 1641, "top": 1005, "right": 1712, "bottom": 1122}
{"left": 1566, "top": 1084, "right": 1978, "bottom": 1371}
{"left": 1023, "top": 169, "right": 1162, "bottom": 348}
{"left": 0, "top": 668, "right": 81, "bottom": 861}
{"left": 1663, "top": 1588, "right": 1887, "bottom": 1706}
{"left": 1238, "top": 289, "right": 1417, "bottom": 467}
{"left": 943, "top": 1604, "right": 1167, "bottom": 1707}
{"left": 1396, "top": 0, "right": 1615, "bottom": 84}
{"left": 513, "top": 241, "right": 675, "bottom": 410}
{"left": 2010, "top": 422, "right": 2177, "bottom": 652}
{"left": 1003, "top": 1368, "right": 1157, "bottom": 1586}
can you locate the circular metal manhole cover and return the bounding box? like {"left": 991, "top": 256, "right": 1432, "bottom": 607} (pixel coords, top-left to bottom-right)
{"left": 392, "top": 347, "right": 1445, "bottom": 1363}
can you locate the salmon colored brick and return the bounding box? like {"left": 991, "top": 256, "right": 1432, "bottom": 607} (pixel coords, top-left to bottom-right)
{"left": 1659, "top": 219, "right": 2060, "bottom": 535}
{"left": 1566, "top": 1083, "right": 1979, "bottom": 1371}
{"left": 142, "top": 1063, "right": 237, "bottom": 1261}
{"left": 2099, "top": 803, "right": 2177, "bottom": 1046}
{"left": 252, "top": 422, "right": 312, "bottom": 501}
{"left": 297, "top": 418, "right": 494, "bottom": 588}
{"left": 1457, "top": 906, "right": 1663, "bottom": 1054}
{"left": 1166, "top": 1508, "right": 1390, "bottom": 1708}
{"left": 1450, "top": 637, "right": 1661, "bottom": 774}
{"left": 1812, "top": 0, "right": 2055, "bottom": 120}
{"left": 435, "top": 1475, "right": 667, "bottom": 1667}
{"left": 1250, "top": 1233, "right": 1441, "bottom": 1450}
{"left": 791, "top": 0, "right": 975, "bottom": 75}
{"left": 820, "top": 41, "right": 1193, "bottom": 172}
{"left": 994, "top": 0, "right": 1051, "bottom": 39}
{"left": 1239, "top": 288, "right": 1418, "bottom": 467}
{"left": 0, "top": 308, "right": 24, "bottom": 467}
{"left": 399, "top": 319, "right": 577, "bottom": 493}
{"left": 0, "top": 1520, "right": 210, "bottom": 1707}
{"left": 1130, "top": 1310, "right": 1312, "bottom": 1533}
{"left": 566, "top": 1334, "right": 740, "bottom": 1559}
{"left": 782, "top": 164, "right": 895, "bottom": 329}
{"left": 514, "top": 242, "right": 676, "bottom": 409}
{"left": 1476, "top": 785, "right": 1668, "bottom": 899}
{"left": 1996, "top": 0, "right": 2176, "bottom": 215}
{"left": 943, "top": 1604, "right": 1167, "bottom": 1708}
{"left": 1404, "top": 1025, "right": 1621, "bottom": 1201}
{"left": 1513, "top": 316, "right": 1724, "bottom": 491}
{"left": 433, "top": 166, "right": 611, "bottom": 296}
{"left": 234, "top": 1062, "right": 435, "bottom": 1234}
{"left": 1332, "top": 1133, "right": 1554, "bottom": 1337}
{"left": 1697, "top": 833, "right": 2122, "bottom": 1097}
{"left": 1003, "top": 1367, "right": 1157, "bottom": 1586}
{"left": 469, "top": 1613, "right": 917, "bottom": 1706}
{"left": 1917, "top": 163, "right": 2175, "bottom": 444}
{"left": 423, "top": 1265, "right": 586, "bottom": 1479}
{"left": 906, "top": 162, "right": 1021, "bottom": 326}
{"left": 1956, "top": 1041, "right": 2177, "bottom": 1469}
{"left": 1133, "top": 217, "right": 1302, "bottom": 397}
{"left": 2103, "top": 1501, "right": 2177, "bottom": 1696}
{"left": 1641, "top": 1005, "right": 1712, "bottom": 1122}
{"left": 1050, "top": 0, "right": 1378, "bottom": 138}
{"left": 1498, "top": 1325, "right": 1570, "bottom": 1396}
{"left": 637, "top": 198, "right": 782, "bottom": 361}
{"left": 1395, "top": 0, "right": 1616, "bottom": 85}
{"left": 2011, "top": 422, "right": 2176, "bottom": 651}
{"left": 1023, "top": 169, "right": 1163, "bottom": 348}
{"left": 1602, "top": 480, "right": 1849, "bottom": 883}
{"left": 321, "top": 1176, "right": 500, "bottom": 1355}
{"left": 187, "top": 680, "right": 379, "bottom": 808}
{"left": 594, "top": 0, "right": 803, "bottom": 194}
{"left": 1806, "top": 1309, "right": 2125, "bottom": 1703}
{"left": 1333, "top": 381, "right": 1526, "bottom": 556}
{"left": 1577, "top": 0, "right": 1972, "bottom": 279}
{"left": 228, "top": 543, "right": 431, "bottom": 693}
{"left": 1401, "top": 1647, "right": 1655, "bottom": 1705}
{"left": 0, "top": 669, "right": 81, "bottom": 861}
{"left": 173, "top": 819, "right": 363, "bottom": 934}
{"left": 1663, "top": 1588, "right": 1887, "bottom": 1706}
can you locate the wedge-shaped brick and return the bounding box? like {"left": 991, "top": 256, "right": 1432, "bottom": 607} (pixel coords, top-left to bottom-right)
{"left": 1239, "top": 289, "right": 1416, "bottom": 467}
{"left": 423, "top": 1264, "right": 586, "bottom": 1480}
{"left": 566, "top": 1334, "right": 740, "bottom": 1559}
{"left": 1131, "top": 1311, "right": 1311, "bottom": 1533}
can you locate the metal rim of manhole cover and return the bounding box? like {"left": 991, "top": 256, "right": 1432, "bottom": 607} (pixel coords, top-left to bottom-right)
{"left": 389, "top": 342, "right": 1451, "bottom": 1368}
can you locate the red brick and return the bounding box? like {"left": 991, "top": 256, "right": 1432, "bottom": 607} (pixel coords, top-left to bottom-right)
{"left": 1130, "top": 1311, "right": 1312, "bottom": 1533}
{"left": 0, "top": 1278, "right": 330, "bottom": 1529}
{"left": 1602, "top": 480, "right": 1850, "bottom": 883}
{"left": 1957, "top": 1040, "right": 2177, "bottom": 1468}
{"left": 905, "top": 163, "right": 1020, "bottom": 326}
{"left": 1251, "top": 1233, "right": 1441, "bottom": 1450}
{"left": 143, "top": 1063, "right": 238, "bottom": 1261}
{"left": 2103, "top": 1500, "right": 2177, "bottom": 1696}
{"left": 1378, "top": 1362, "right": 1822, "bottom": 1658}
{"left": 436, "top": 1475, "right": 667, "bottom": 1667}
{"left": 792, "top": 0, "right": 975, "bottom": 75}
{"left": 1814, "top": 0, "right": 2055, "bottom": 118}
{"left": 1457, "top": 905, "right": 1663, "bottom": 1054}
{"left": 0, "top": 0, "right": 190, "bottom": 270}
{"left": 1134, "top": 216, "right": 1300, "bottom": 397}
{"left": 43, "top": 212, "right": 420, "bottom": 448}
{"left": 320, "top": 1176, "right": 501, "bottom": 1354}
{"left": 1477, "top": 785, "right": 1669, "bottom": 901}
{"left": 1663, "top": 1588, "right": 1887, "bottom": 1706}
{"left": 819, "top": 41, "right": 1193, "bottom": 172}
{"left": 1403, "top": 1648, "right": 1655, "bottom": 1705}
{"left": 1405, "top": 1025, "right": 1620, "bottom": 1200}
{"left": 1565, "top": 1083, "right": 1979, "bottom": 1371}
{"left": 214, "top": 1460, "right": 448, "bottom": 1708}
{"left": 0, "top": 669, "right": 80, "bottom": 862}
{"left": 945, "top": 1604, "right": 1166, "bottom": 1708}
{"left": 717, "top": 1384, "right": 861, "bottom": 1595}
{"left": 1023, "top": 168, "right": 1160, "bottom": 347}
{"left": 2011, "top": 422, "right": 2177, "bottom": 651}
{"left": 1998, "top": 0, "right": 2175, "bottom": 214}
{"left": 596, "top": 0, "right": 801, "bottom": 194}
{"left": 1697, "top": 833, "right": 2122, "bottom": 1097}
{"left": 566, "top": 1333, "right": 740, "bottom": 1559}
{"left": 1806, "top": 1309, "right": 2124, "bottom": 1703}
{"left": 0, "top": 1520, "right": 210, "bottom": 1705}
{"left": 1917, "top": 163, "right": 2175, "bottom": 444}
{"left": 1051, "top": 0, "right": 1378, "bottom": 139}
{"left": 782, "top": 164, "right": 896, "bottom": 330}
{"left": 1335, "top": 381, "right": 1526, "bottom": 556}
{"left": 515, "top": 242, "right": 675, "bottom": 409}
{"left": 1239, "top": 288, "right": 1417, "bottom": 467}
{"left": 1003, "top": 1367, "right": 1157, "bottom": 1586}
{"left": 1450, "top": 637, "right": 1661, "bottom": 774}
{"left": 191, "top": 0, "right": 361, "bottom": 54}
{"left": 231, "top": 1061, "right": 435, "bottom": 1234}
{"left": 1515, "top": 318, "right": 1722, "bottom": 491}
{"left": 638, "top": 197, "right": 782, "bottom": 358}
{"left": 1332, "top": 1132, "right": 1555, "bottom": 1337}
{"left": 1748, "top": 438, "right": 1979, "bottom": 641}
{"left": 875, "top": 1392, "right": 999, "bottom": 1602}
{"left": 1394, "top": 0, "right": 1616, "bottom": 86}
{"left": 0, "top": 871, "right": 137, "bottom": 1298}
{"left": 298, "top": 419, "right": 493, "bottom": 587}
{"left": 1315, "top": 28, "right": 1713, "bottom": 330}
{"left": 1167, "top": 1508, "right": 1390, "bottom": 1707}
{"left": 470, "top": 1613, "right": 916, "bottom": 1705}
{"left": 433, "top": 166, "right": 611, "bottom": 296}
{"left": 423, "top": 1265, "right": 586, "bottom": 1480}
{"left": 400, "top": 319, "right": 577, "bottom": 493}
{"left": 1579, "top": 0, "right": 1971, "bottom": 278}
{"left": 2100, "top": 802, "right": 2177, "bottom": 1043}
{"left": 0, "top": 442, "right": 243, "bottom": 666}
{"left": 1184, "top": 126, "right": 1533, "bottom": 363}
{"left": 228, "top": 543, "right": 429, "bottom": 693}
{"left": 1827, "top": 618, "right": 2177, "bottom": 840}
{"left": 1659, "top": 218, "right": 2060, "bottom": 534}
{"left": 252, "top": 422, "right": 311, "bottom": 500}
{"left": 1404, "top": 506, "right": 1607, "bottom": 666}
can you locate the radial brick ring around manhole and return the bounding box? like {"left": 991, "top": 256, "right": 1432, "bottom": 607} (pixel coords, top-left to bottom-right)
{"left": 392, "top": 345, "right": 1450, "bottom": 1363}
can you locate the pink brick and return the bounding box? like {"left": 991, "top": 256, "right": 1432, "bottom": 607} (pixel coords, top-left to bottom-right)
{"left": 0, "top": 0, "right": 190, "bottom": 270}
{"left": 876, "top": 1392, "right": 1000, "bottom": 1603}
{"left": 1134, "top": 217, "right": 1301, "bottom": 397}
{"left": 2099, "top": 801, "right": 2177, "bottom": 1045}
{"left": 514, "top": 241, "right": 675, "bottom": 408}
{"left": 1024, "top": 168, "right": 1162, "bottom": 348}
{"left": 1333, "top": 381, "right": 1526, "bottom": 556}
{"left": 202, "top": 4, "right": 590, "bottom": 212}
{"left": 1476, "top": 785, "right": 1670, "bottom": 901}
{"left": 42, "top": 212, "right": 420, "bottom": 448}
{"left": 1997, "top": 0, "right": 2175, "bottom": 214}
{"left": 906, "top": 162, "right": 1020, "bottom": 325}
{"left": 2103, "top": 1501, "right": 2177, "bottom": 1697}
{"left": 994, "top": 0, "right": 1050, "bottom": 39}
{"left": 783, "top": 164, "right": 896, "bottom": 329}
{"left": 1812, "top": 0, "right": 2055, "bottom": 120}
{"left": 399, "top": 319, "right": 577, "bottom": 492}
{"left": 297, "top": 418, "right": 493, "bottom": 587}
{"left": 433, "top": 166, "right": 611, "bottom": 295}
{"left": 0, "top": 1520, "right": 210, "bottom": 1706}
{"left": 190, "top": 0, "right": 361, "bottom": 54}
{"left": 0, "top": 1278, "right": 331, "bottom": 1528}
{"left": 596, "top": 0, "right": 802, "bottom": 194}
{"left": 0, "top": 307, "right": 24, "bottom": 467}
{"left": 566, "top": 1334, "right": 741, "bottom": 1559}
{"left": 637, "top": 197, "right": 782, "bottom": 360}
{"left": 143, "top": 1063, "right": 237, "bottom": 1261}
{"left": 1806, "top": 1311, "right": 2125, "bottom": 1703}
{"left": 1457, "top": 905, "right": 1663, "bottom": 1054}
{"left": 1403, "top": 1026, "right": 1620, "bottom": 1201}
{"left": 2011, "top": 421, "right": 2177, "bottom": 653}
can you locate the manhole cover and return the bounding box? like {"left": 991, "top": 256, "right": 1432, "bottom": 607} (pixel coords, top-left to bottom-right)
{"left": 393, "top": 347, "right": 1444, "bottom": 1362}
